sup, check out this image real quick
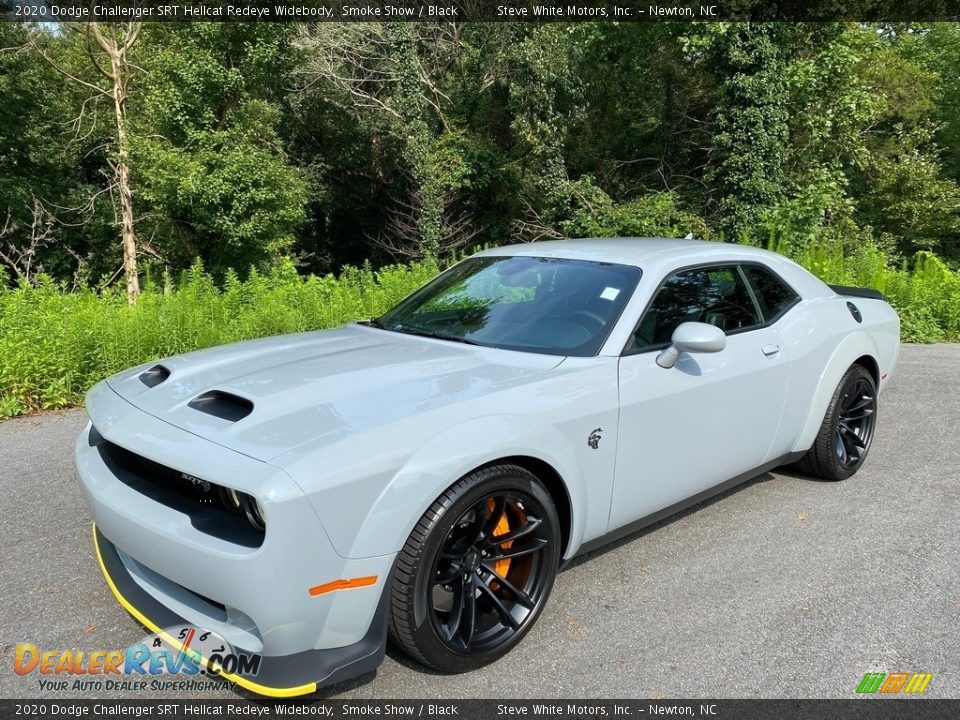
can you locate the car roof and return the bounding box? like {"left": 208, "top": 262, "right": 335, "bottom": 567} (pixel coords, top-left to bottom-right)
{"left": 476, "top": 237, "right": 778, "bottom": 268}
{"left": 475, "top": 236, "right": 833, "bottom": 301}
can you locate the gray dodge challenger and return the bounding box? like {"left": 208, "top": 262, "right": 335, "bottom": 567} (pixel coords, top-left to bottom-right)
{"left": 76, "top": 238, "right": 900, "bottom": 695}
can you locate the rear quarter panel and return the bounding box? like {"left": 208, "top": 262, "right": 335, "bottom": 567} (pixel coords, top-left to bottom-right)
{"left": 777, "top": 295, "right": 900, "bottom": 455}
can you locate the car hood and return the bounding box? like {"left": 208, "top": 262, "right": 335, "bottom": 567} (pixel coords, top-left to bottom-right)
{"left": 105, "top": 324, "right": 564, "bottom": 462}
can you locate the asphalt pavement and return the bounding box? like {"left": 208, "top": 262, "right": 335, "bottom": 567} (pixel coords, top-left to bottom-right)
{"left": 1, "top": 344, "right": 957, "bottom": 699}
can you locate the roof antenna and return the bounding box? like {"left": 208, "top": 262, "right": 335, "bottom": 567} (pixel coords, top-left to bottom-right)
{"left": 683, "top": 232, "right": 694, "bottom": 240}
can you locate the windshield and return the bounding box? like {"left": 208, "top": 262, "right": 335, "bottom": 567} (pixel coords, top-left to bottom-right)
{"left": 377, "top": 256, "right": 642, "bottom": 356}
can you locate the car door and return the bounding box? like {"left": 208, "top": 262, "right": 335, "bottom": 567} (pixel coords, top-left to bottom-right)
{"left": 608, "top": 263, "right": 791, "bottom": 531}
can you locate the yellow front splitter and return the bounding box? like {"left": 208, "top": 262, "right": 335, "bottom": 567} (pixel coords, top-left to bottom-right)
{"left": 91, "top": 524, "right": 389, "bottom": 697}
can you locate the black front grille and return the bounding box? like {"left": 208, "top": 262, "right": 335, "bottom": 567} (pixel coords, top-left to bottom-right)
{"left": 129, "top": 448, "right": 216, "bottom": 501}
{"left": 92, "top": 428, "right": 264, "bottom": 548}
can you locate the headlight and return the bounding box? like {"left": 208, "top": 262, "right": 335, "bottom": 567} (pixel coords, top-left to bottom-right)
{"left": 218, "top": 486, "right": 243, "bottom": 513}
{"left": 243, "top": 495, "right": 266, "bottom": 531}
{"left": 219, "top": 486, "right": 264, "bottom": 532}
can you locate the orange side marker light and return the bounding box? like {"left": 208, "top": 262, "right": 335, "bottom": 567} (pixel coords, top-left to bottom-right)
{"left": 308, "top": 576, "right": 378, "bottom": 597}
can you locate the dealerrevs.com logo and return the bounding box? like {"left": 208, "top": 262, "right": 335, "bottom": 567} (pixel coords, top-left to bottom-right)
{"left": 13, "top": 625, "right": 260, "bottom": 692}
{"left": 856, "top": 672, "right": 933, "bottom": 695}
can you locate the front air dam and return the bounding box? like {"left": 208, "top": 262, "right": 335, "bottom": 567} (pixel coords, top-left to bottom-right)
{"left": 91, "top": 524, "right": 392, "bottom": 697}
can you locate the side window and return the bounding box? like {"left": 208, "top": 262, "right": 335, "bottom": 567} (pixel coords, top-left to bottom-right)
{"left": 632, "top": 265, "right": 760, "bottom": 350}
{"left": 741, "top": 265, "right": 799, "bottom": 322}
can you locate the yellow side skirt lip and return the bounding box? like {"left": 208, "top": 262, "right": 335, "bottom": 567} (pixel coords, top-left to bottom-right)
{"left": 91, "top": 523, "right": 317, "bottom": 698}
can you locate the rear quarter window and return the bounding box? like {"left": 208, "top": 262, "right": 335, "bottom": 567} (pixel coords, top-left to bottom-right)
{"left": 742, "top": 265, "right": 799, "bottom": 322}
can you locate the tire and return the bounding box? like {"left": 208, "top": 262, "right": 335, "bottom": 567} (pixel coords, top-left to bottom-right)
{"left": 388, "top": 463, "right": 561, "bottom": 673}
{"left": 796, "top": 364, "right": 878, "bottom": 481}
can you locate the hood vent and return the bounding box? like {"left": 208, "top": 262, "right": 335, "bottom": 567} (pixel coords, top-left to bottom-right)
{"left": 188, "top": 390, "right": 254, "bottom": 422}
{"left": 139, "top": 365, "right": 171, "bottom": 388}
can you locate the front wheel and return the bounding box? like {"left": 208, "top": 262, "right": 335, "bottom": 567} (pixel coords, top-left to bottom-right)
{"left": 388, "top": 464, "right": 560, "bottom": 673}
{"left": 796, "top": 364, "right": 878, "bottom": 481}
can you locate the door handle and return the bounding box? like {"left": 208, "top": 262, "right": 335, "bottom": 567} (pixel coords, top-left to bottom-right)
{"left": 762, "top": 344, "right": 780, "bottom": 356}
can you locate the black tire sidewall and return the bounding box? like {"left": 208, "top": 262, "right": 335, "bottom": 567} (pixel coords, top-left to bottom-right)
{"left": 824, "top": 365, "right": 877, "bottom": 480}
{"left": 406, "top": 468, "right": 561, "bottom": 673}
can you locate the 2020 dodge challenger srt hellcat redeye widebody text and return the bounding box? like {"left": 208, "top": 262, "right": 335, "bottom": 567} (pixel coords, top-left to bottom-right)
{"left": 76, "top": 238, "right": 900, "bottom": 696}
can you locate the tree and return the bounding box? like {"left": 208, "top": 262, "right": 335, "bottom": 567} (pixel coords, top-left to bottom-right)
{"left": 700, "top": 24, "right": 791, "bottom": 239}
{"left": 295, "top": 22, "right": 485, "bottom": 258}
{"left": 132, "top": 24, "right": 306, "bottom": 275}
{"left": 842, "top": 26, "right": 960, "bottom": 258}
{"left": 927, "top": 23, "right": 960, "bottom": 183}
{"left": 4, "top": 19, "right": 960, "bottom": 282}
{"left": 503, "top": 25, "right": 605, "bottom": 240}
{"left": 0, "top": 25, "right": 104, "bottom": 285}
{"left": 41, "top": 23, "right": 143, "bottom": 303}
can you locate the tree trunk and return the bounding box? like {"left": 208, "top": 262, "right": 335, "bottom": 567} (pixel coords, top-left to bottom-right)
{"left": 386, "top": 23, "right": 443, "bottom": 257}
{"left": 109, "top": 50, "right": 139, "bottom": 304}
{"left": 42, "top": 23, "right": 142, "bottom": 299}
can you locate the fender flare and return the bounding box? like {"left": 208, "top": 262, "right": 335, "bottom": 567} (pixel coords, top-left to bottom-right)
{"left": 346, "top": 414, "right": 587, "bottom": 559}
{"left": 790, "top": 331, "right": 880, "bottom": 454}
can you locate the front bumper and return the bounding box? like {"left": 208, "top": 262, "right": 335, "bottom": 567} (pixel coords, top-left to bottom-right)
{"left": 93, "top": 525, "right": 390, "bottom": 697}
{"left": 77, "top": 381, "right": 397, "bottom": 696}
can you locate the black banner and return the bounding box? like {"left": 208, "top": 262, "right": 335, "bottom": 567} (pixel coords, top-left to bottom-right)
{"left": 1, "top": 700, "right": 959, "bottom": 720}
{"left": 2, "top": 0, "right": 960, "bottom": 23}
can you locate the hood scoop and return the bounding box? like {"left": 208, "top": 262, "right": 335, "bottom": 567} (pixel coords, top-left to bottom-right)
{"left": 188, "top": 390, "right": 254, "bottom": 423}
{"left": 139, "top": 364, "right": 171, "bottom": 388}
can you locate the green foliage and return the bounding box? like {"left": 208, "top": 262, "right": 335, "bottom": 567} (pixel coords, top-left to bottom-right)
{"left": 0, "top": 26, "right": 59, "bottom": 222}
{"left": 770, "top": 236, "right": 960, "bottom": 342}
{"left": 0, "top": 258, "right": 436, "bottom": 417}
{"left": 559, "top": 187, "right": 712, "bottom": 240}
{"left": 131, "top": 24, "right": 307, "bottom": 274}
{"left": 6, "top": 21, "right": 960, "bottom": 280}
{"left": 0, "top": 26, "right": 118, "bottom": 281}
{"left": 4, "top": 22, "right": 960, "bottom": 421}
{"left": 925, "top": 24, "right": 960, "bottom": 183}
{"left": 702, "top": 24, "right": 790, "bottom": 238}
{"left": 3, "top": 236, "right": 960, "bottom": 419}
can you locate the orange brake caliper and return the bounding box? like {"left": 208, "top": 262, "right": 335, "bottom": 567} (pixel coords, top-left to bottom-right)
{"left": 488, "top": 499, "right": 524, "bottom": 579}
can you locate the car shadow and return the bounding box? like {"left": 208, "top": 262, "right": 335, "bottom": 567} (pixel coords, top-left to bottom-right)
{"left": 561, "top": 469, "right": 778, "bottom": 571}
{"left": 771, "top": 464, "right": 837, "bottom": 483}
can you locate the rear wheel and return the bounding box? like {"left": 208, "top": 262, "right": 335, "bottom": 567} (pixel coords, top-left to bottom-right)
{"left": 796, "top": 364, "right": 878, "bottom": 481}
{"left": 388, "top": 464, "right": 560, "bottom": 672}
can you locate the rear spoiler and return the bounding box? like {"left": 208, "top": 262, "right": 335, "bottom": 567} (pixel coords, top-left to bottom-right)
{"left": 829, "top": 284, "right": 885, "bottom": 301}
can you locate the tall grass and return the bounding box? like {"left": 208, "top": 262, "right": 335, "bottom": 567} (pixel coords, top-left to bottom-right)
{"left": 773, "top": 239, "right": 960, "bottom": 344}
{"left": 0, "top": 258, "right": 437, "bottom": 418}
{"left": 1, "top": 241, "right": 958, "bottom": 419}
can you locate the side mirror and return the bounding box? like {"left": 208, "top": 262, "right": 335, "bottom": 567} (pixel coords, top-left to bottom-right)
{"left": 656, "top": 321, "right": 727, "bottom": 369}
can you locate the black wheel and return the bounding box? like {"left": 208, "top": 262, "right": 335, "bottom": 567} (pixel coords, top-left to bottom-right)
{"left": 388, "top": 464, "right": 560, "bottom": 672}
{"left": 796, "top": 364, "right": 878, "bottom": 481}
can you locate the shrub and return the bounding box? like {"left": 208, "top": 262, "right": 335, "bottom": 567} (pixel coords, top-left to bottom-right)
{"left": 784, "top": 240, "right": 960, "bottom": 343}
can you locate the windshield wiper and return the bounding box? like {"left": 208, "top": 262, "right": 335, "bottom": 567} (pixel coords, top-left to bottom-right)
{"left": 397, "top": 327, "right": 485, "bottom": 346}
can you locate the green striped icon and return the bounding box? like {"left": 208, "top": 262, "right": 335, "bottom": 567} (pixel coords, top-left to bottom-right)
{"left": 857, "top": 673, "right": 886, "bottom": 693}
{"left": 856, "top": 672, "right": 933, "bottom": 694}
